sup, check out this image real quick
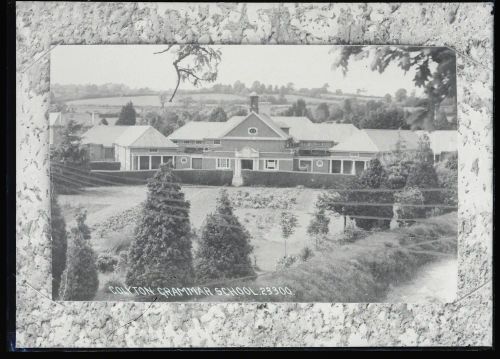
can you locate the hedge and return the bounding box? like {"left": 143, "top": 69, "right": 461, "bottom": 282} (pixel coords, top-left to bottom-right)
{"left": 89, "top": 169, "right": 233, "bottom": 186}
{"left": 241, "top": 170, "right": 355, "bottom": 189}
{"left": 89, "top": 161, "right": 121, "bottom": 171}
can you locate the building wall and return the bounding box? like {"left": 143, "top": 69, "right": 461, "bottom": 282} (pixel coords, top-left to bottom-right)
{"left": 218, "top": 139, "right": 287, "bottom": 153}
{"left": 312, "top": 158, "right": 330, "bottom": 173}
{"left": 175, "top": 155, "right": 191, "bottom": 169}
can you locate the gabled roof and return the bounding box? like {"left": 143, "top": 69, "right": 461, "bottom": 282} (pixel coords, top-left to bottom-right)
{"left": 223, "top": 112, "right": 289, "bottom": 139}
{"left": 82, "top": 126, "right": 130, "bottom": 147}
{"left": 330, "top": 129, "right": 457, "bottom": 154}
{"left": 168, "top": 120, "right": 238, "bottom": 141}
{"left": 82, "top": 125, "right": 177, "bottom": 148}
{"left": 427, "top": 130, "right": 457, "bottom": 153}
{"left": 115, "top": 126, "right": 177, "bottom": 148}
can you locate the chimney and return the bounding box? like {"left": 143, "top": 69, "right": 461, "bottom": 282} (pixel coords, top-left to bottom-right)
{"left": 249, "top": 92, "right": 259, "bottom": 113}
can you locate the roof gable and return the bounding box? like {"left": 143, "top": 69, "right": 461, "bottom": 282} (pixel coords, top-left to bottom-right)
{"left": 81, "top": 126, "right": 130, "bottom": 147}
{"left": 222, "top": 112, "right": 288, "bottom": 139}
{"left": 115, "top": 126, "right": 177, "bottom": 148}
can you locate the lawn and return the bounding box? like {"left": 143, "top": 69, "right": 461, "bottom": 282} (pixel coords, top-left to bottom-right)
{"left": 58, "top": 184, "right": 346, "bottom": 297}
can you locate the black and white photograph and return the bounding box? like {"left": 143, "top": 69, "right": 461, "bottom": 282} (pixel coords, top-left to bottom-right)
{"left": 49, "top": 44, "right": 458, "bottom": 303}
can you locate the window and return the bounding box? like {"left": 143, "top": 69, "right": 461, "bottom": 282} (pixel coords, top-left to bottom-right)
{"left": 213, "top": 140, "right": 221, "bottom": 145}
{"left": 248, "top": 127, "right": 258, "bottom": 135}
{"left": 151, "top": 156, "right": 162, "bottom": 170}
{"left": 195, "top": 141, "right": 202, "bottom": 144}
{"left": 331, "top": 160, "right": 342, "bottom": 174}
{"left": 162, "top": 156, "right": 173, "bottom": 167}
{"left": 316, "top": 159, "right": 324, "bottom": 168}
{"left": 216, "top": 158, "right": 230, "bottom": 169}
{"left": 349, "top": 152, "right": 360, "bottom": 157}
{"left": 299, "top": 160, "right": 312, "bottom": 172}
{"left": 343, "top": 160, "right": 353, "bottom": 174}
{"left": 265, "top": 159, "right": 278, "bottom": 170}
{"left": 104, "top": 147, "right": 114, "bottom": 160}
{"left": 149, "top": 148, "right": 158, "bottom": 153}
{"left": 139, "top": 156, "right": 150, "bottom": 170}
{"left": 354, "top": 161, "right": 365, "bottom": 175}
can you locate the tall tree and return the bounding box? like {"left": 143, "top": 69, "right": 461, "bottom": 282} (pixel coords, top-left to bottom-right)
{"left": 116, "top": 101, "right": 137, "bottom": 125}
{"left": 280, "top": 211, "right": 298, "bottom": 257}
{"left": 51, "top": 191, "right": 67, "bottom": 299}
{"left": 307, "top": 208, "right": 330, "bottom": 249}
{"left": 332, "top": 46, "right": 456, "bottom": 129}
{"left": 394, "top": 88, "right": 408, "bottom": 103}
{"left": 51, "top": 119, "right": 88, "bottom": 164}
{"left": 315, "top": 103, "right": 330, "bottom": 123}
{"left": 195, "top": 190, "right": 255, "bottom": 282}
{"left": 126, "top": 165, "right": 194, "bottom": 287}
{"left": 58, "top": 210, "right": 99, "bottom": 301}
{"left": 208, "top": 106, "right": 228, "bottom": 122}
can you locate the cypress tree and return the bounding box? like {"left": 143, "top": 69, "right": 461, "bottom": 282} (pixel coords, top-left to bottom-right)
{"left": 58, "top": 210, "right": 99, "bottom": 301}
{"left": 116, "top": 101, "right": 137, "bottom": 125}
{"left": 126, "top": 165, "right": 194, "bottom": 287}
{"left": 195, "top": 190, "right": 255, "bottom": 282}
{"left": 51, "top": 191, "right": 67, "bottom": 299}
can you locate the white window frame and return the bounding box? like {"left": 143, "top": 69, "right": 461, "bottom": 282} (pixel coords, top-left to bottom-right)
{"left": 248, "top": 127, "right": 258, "bottom": 135}
{"left": 264, "top": 159, "right": 278, "bottom": 171}
{"left": 299, "top": 159, "right": 312, "bottom": 171}
{"left": 191, "top": 157, "right": 203, "bottom": 169}
{"left": 331, "top": 159, "right": 342, "bottom": 174}
{"left": 316, "top": 159, "right": 324, "bottom": 168}
{"left": 180, "top": 156, "right": 189, "bottom": 165}
{"left": 213, "top": 139, "right": 221, "bottom": 145}
{"left": 149, "top": 148, "right": 158, "bottom": 153}
{"left": 216, "top": 158, "right": 231, "bottom": 169}
{"left": 349, "top": 152, "right": 360, "bottom": 158}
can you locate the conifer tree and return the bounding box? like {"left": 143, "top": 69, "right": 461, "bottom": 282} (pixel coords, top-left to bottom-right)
{"left": 51, "top": 191, "right": 67, "bottom": 299}
{"left": 58, "top": 210, "right": 99, "bottom": 301}
{"left": 126, "top": 165, "right": 194, "bottom": 287}
{"left": 195, "top": 190, "right": 255, "bottom": 281}
{"left": 116, "top": 101, "right": 137, "bottom": 125}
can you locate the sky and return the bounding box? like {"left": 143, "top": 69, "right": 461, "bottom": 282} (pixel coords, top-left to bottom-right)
{"left": 51, "top": 45, "right": 425, "bottom": 97}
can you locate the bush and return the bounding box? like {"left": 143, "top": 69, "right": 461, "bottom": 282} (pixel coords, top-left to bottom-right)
{"left": 276, "top": 255, "right": 298, "bottom": 270}
{"left": 96, "top": 252, "right": 119, "bottom": 273}
{"left": 406, "top": 161, "right": 441, "bottom": 206}
{"left": 90, "top": 169, "right": 233, "bottom": 187}
{"left": 242, "top": 170, "right": 355, "bottom": 189}
{"left": 126, "top": 165, "right": 194, "bottom": 288}
{"left": 58, "top": 210, "right": 99, "bottom": 301}
{"left": 341, "top": 225, "right": 366, "bottom": 243}
{"left": 89, "top": 161, "right": 121, "bottom": 171}
{"left": 173, "top": 169, "right": 233, "bottom": 186}
{"left": 194, "top": 190, "right": 255, "bottom": 282}
{"left": 299, "top": 247, "right": 314, "bottom": 262}
{"left": 394, "top": 187, "right": 426, "bottom": 226}
{"left": 51, "top": 192, "right": 67, "bottom": 299}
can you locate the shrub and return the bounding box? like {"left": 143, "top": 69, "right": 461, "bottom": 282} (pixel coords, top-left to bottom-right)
{"left": 307, "top": 208, "right": 330, "bottom": 248}
{"left": 276, "top": 255, "right": 298, "bottom": 270}
{"left": 126, "top": 164, "right": 194, "bottom": 288}
{"left": 51, "top": 191, "right": 67, "bottom": 299}
{"left": 96, "top": 252, "right": 119, "bottom": 273}
{"left": 341, "top": 225, "right": 366, "bottom": 243}
{"left": 406, "top": 161, "right": 441, "bottom": 206}
{"left": 58, "top": 210, "right": 99, "bottom": 301}
{"left": 394, "top": 187, "right": 426, "bottom": 226}
{"left": 89, "top": 161, "right": 121, "bottom": 171}
{"left": 299, "top": 247, "right": 314, "bottom": 262}
{"left": 241, "top": 170, "right": 355, "bottom": 189}
{"left": 435, "top": 156, "right": 458, "bottom": 209}
{"left": 173, "top": 169, "right": 233, "bottom": 186}
{"left": 194, "top": 190, "right": 255, "bottom": 282}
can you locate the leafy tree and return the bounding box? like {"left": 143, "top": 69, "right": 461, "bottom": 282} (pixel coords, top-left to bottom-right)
{"left": 281, "top": 99, "right": 313, "bottom": 120}
{"left": 116, "top": 101, "right": 136, "bottom": 125}
{"left": 317, "top": 159, "right": 393, "bottom": 231}
{"left": 314, "top": 103, "right": 330, "bottom": 123}
{"left": 395, "top": 88, "right": 408, "bottom": 103}
{"left": 406, "top": 160, "right": 440, "bottom": 206}
{"left": 126, "top": 165, "right": 194, "bottom": 287}
{"left": 280, "top": 211, "right": 298, "bottom": 257}
{"left": 360, "top": 106, "right": 408, "bottom": 129}
{"left": 394, "top": 187, "right": 426, "bottom": 226}
{"left": 50, "top": 119, "right": 88, "bottom": 164}
{"left": 208, "top": 106, "right": 228, "bottom": 122}
{"left": 51, "top": 191, "right": 67, "bottom": 299}
{"left": 195, "top": 190, "right": 255, "bottom": 282}
{"left": 159, "top": 92, "right": 168, "bottom": 109}
{"left": 58, "top": 209, "right": 99, "bottom": 301}
{"left": 155, "top": 45, "right": 222, "bottom": 102}
{"left": 384, "top": 93, "right": 393, "bottom": 103}
{"left": 232, "top": 108, "right": 248, "bottom": 116}
{"left": 307, "top": 208, "right": 330, "bottom": 248}
{"left": 332, "top": 46, "right": 456, "bottom": 129}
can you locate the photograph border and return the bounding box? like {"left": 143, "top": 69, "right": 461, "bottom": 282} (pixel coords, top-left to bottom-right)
{"left": 15, "top": 2, "right": 493, "bottom": 348}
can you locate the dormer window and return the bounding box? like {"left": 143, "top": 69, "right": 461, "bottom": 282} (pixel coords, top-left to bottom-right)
{"left": 248, "top": 127, "right": 258, "bottom": 135}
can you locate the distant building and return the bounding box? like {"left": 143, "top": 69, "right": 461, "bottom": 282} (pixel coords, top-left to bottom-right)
{"left": 49, "top": 111, "right": 98, "bottom": 146}
{"left": 81, "top": 125, "right": 178, "bottom": 170}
